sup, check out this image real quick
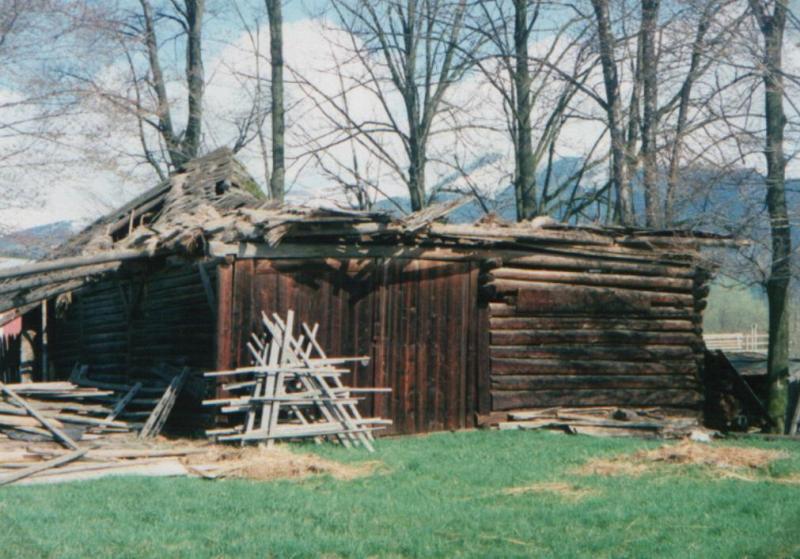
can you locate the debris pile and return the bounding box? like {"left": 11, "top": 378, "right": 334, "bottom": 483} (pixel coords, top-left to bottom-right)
{"left": 0, "top": 362, "right": 196, "bottom": 486}
{"left": 0, "top": 365, "right": 189, "bottom": 445}
{"left": 204, "top": 310, "right": 391, "bottom": 451}
{"left": 497, "top": 407, "right": 703, "bottom": 438}
{"left": 576, "top": 440, "right": 793, "bottom": 483}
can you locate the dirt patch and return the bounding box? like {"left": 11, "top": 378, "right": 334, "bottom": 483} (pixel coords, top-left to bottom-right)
{"left": 501, "top": 482, "right": 597, "bottom": 501}
{"left": 182, "top": 445, "right": 382, "bottom": 482}
{"left": 576, "top": 440, "right": 790, "bottom": 481}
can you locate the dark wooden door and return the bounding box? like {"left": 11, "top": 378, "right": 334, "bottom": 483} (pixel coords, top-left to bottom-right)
{"left": 217, "top": 257, "right": 480, "bottom": 434}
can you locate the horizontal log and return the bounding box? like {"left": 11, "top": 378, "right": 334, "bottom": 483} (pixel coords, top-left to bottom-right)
{"left": 491, "top": 389, "right": 703, "bottom": 411}
{"left": 510, "top": 283, "right": 694, "bottom": 311}
{"left": 489, "top": 316, "right": 697, "bottom": 332}
{"left": 490, "top": 329, "right": 701, "bottom": 347}
{"left": 491, "top": 374, "right": 701, "bottom": 391}
{"left": 490, "top": 344, "right": 698, "bottom": 361}
{"left": 490, "top": 357, "right": 698, "bottom": 376}
{"left": 500, "top": 253, "right": 696, "bottom": 278}
{"left": 490, "top": 268, "right": 694, "bottom": 293}
{"left": 0, "top": 278, "right": 85, "bottom": 315}
{"left": 429, "top": 223, "right": 705, "bottom": 251}
{"left": 0, "top": 263, "right": 120, "bottom": 296}
{"left": 488, "top": 302, "right": 697, "bottom": 320}
{"left": 0, "top": 247, "right": 158, "bottom": 281}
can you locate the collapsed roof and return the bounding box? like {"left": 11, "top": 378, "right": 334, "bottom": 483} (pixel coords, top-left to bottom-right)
{"left": 0, "top": 147, "right": 726, "bottom": 319}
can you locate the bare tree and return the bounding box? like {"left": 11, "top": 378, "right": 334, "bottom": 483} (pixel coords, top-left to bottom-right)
{"left": 138, "top": 0, "right": 205, "bottom": 171}
{"left": 324, "top": 0, "right": 480, "bottom": 211}
{"left": 748, "top": 0, "right": 791, "bottom": 432}
{"left": 0, "top": 0, "right": 86, "bottom": 228}
{"left": 468, "top": 1, "right": 601, "bottom": 221}
{"left": 639, "top": 0, "right": 660, "bottom": 227}
{"left": 590, "top": 0, "right": 633, "bottom": 224}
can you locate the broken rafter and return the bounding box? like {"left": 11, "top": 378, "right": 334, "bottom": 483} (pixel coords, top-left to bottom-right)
{"left": 0, "top": 247, "right": 159, "bottom": 282}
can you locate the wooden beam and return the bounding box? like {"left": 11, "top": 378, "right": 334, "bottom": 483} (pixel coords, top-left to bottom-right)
{"left": 0, "top": 247, "right": 159, "bottom": 281}
{"left": 41, "top": 300, "right": 48, "bottom": 381}
{"left": 0, "top": 447, "right": 88, "bottom": 487}
{"left": 0, "top": 383, "right": 80, "bottom": 450}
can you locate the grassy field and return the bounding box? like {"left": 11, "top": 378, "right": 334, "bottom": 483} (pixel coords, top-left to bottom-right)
{"left": 2, "top": 430, "right": 800, "bottom": 558}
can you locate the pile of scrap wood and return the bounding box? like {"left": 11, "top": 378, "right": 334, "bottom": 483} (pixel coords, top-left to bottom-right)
{"left": 0, "top": 440, "right": 205, "bottom": 486}
{"left": 204, "top": 310, "right": 391, "bottom": 451}
{"left": 0, "top": 366, "right": 196, "bottom": 487}
{"left": 0, "top": 366, "right": 190, "bottom": 445}
{"left": 495, "top": 407, "right": 702, "bottom": 438}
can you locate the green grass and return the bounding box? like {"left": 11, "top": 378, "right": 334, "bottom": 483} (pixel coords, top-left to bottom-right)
{"left": 3, "top": 431, "right": 800, "bottom": 558}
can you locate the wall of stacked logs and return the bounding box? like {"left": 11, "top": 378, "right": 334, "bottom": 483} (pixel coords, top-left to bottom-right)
{"left": 49, "top": 258, "right": 217, "bottom": 385}
{"left": 481, "top": 243, "right": 710, "bottom": 415}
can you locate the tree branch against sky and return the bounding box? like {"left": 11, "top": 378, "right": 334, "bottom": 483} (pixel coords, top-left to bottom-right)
{"left": 323, "top": 0, "right": 482, "bottom": 212}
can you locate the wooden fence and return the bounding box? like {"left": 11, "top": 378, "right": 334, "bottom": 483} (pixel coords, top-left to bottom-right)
{"left": 704, "top": 325, "right": 768, "bottom": 354}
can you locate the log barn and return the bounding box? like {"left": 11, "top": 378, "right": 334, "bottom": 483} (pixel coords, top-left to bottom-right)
{"left": 0, "top": 149, "right": 717, "bottom": 435}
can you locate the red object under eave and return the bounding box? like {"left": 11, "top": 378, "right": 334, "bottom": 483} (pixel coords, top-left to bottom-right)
{"left": 0, "top": 316, "right": 22, "bottom": 337}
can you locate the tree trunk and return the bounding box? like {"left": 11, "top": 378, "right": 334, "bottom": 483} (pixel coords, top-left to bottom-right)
{"left": 514, "top": 0, "right": 536, "bottom": 221}
{"left": 408, "top": 132, "right": 425, "bottom": 212}
{"left": 640, "top": 0, "right": 661, "bottom": 228}
{"left": 182, "top": 0, "right": 204, "bottom": 166}
{"left": 138, "top": 0, "right": 204, "bottom": 170}
{"left": 591, "top": 0, "right": 633, "bottom": 225}
{"left": 664, "top": 9, "right": 711, "bottom": 224}
{"left": 751, "top": 0, "right": 791, "bottom": 432}
{"left": 266, "top": 0, "right": 285, "bottom": 201}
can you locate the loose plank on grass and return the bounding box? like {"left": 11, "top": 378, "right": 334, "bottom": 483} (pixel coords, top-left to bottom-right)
{"left": 0, "top": 383, "right": 80, "bottom": 450}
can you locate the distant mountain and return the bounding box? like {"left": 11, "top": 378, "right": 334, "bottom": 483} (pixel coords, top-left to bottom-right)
{"left": 373, "top": 156, "right": 591, "bottom": 223}
{"left": 0, "top": 221, "right": 77, "bottom": 260}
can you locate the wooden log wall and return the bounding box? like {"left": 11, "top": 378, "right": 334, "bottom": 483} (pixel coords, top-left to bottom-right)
{"left": 217, "top": 257, "right": 481, "bottom": 435}
{"left": 483, "top": 245, "right": 709, "bottom": 413}
{"left": 49, "top": 259, "right": 217, "bottom": 384}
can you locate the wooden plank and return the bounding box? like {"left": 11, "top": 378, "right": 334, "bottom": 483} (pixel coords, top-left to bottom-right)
{"left": 489, "top": 343, "right": 697, "bottom": 361}
{"left": 490, "top": 330, "right": 700, "bottom": 347}
{"left": 500, "top": 252, "right": 696, "bottom": 277}
{"left": 17, "top": 459, "right": 189, "bottom": 485}
{"left": 139, "top": 369, "right": 189, "bottom": 438}
{"left": 0, "top": 384, "right": 80, "bottom": 450}
{"left": 488, "top": 301, "right": 696, "bottom": 319}
{"left": 489, "top": 317, "right": 697, "bottom": 332}
{"left": 490, "top": 268, "right": 693, "bottom": 293}
{"left": 477, "top": 299, "right": 492, "bottom": 416}
{"left": 0, "top": 448, "right": 88, "bottom": 487}
{"left": 464, "top": 264, "right": 478, "bottom": 426}
{"left": 491, "top": 374, "right": 701, "bottom": 390}
{"left": 490, "top": 357, "right": 698, "bottom": 376}
{"left": 491, "top": 389, "right": 703, "bottom": 410}
{"left": 94, "top": 382, "right": 141, "bottom": 431}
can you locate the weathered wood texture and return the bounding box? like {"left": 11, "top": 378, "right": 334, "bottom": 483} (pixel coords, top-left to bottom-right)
{"left": 47, "top": 260, "right": 216, "bottom": 431}
{"left": 486, "top": 256, "right": 709, "bottom": 413}
{"left": 219, "top": 258, "right": 480, "bottom": 435}
{"left": 50, "top": 260, "right": 216, "bottom": 380}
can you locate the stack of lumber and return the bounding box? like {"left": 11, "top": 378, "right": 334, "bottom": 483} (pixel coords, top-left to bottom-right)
{"left": 0, "top": 366, "right": 189, "bottom": 444}
{"left": 496, "top": 407, "right": 701, "bottom": 438}
{"left": 204, "top": 310, "right": 391, "bottom": 451}
{"left": 0, "top": 381, "right": 131, "bottom": 441}
{"left": 0, "top": 370, "right": 195, "bottom": 487}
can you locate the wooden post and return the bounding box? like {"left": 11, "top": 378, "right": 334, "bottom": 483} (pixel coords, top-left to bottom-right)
{"left": 41, "top": 300, "right": 48, "bottom": 381}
